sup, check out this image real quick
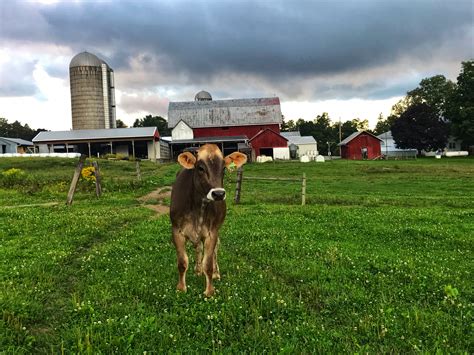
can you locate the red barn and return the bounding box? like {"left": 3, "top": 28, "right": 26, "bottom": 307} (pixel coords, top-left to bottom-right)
{"left": 167, "top": 91, "right": 285, "bottom": 159}
{"left": 338, "top": 131, "right": 382, "bottom": 160}
{"left": 249, "top": 128, "right": 288, "bottom": 157}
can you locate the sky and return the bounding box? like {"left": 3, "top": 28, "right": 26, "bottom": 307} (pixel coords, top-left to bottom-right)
{"left": 0, "top": 0, "right": 472, "bottom": 131}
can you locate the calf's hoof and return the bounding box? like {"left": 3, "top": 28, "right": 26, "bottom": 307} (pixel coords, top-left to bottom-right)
{"left": 195, "top": 268, "right": 203, "bottom": 276}
{"left": 212, "top": 272, "right": 221, "bottom": 280}
{"left": 204, "top": 287, "right": 215, "bottom": 297}
{"left": 176, "top": 283, "right": 187, "bottom": 292}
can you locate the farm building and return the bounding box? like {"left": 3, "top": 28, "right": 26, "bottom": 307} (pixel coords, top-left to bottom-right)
{"left": 167, "top": 91, "right": 286, "bottom": 159}
{"left": 32, "top": 127, "right": 170, "bottom": 161}
{"left": 0, "top": 137, "right": 34, "bottom": 154}
{"left": 377, "top": 131, "right": 417, "bottom": 158}
{"left": 338, "top": 131, "right": 382, "bottom": 160}
{"left": 69, "top": 51, "right": 116, "bottom": 130}
{"left": 281, "top": 132, "right": 318, "bottom": 158}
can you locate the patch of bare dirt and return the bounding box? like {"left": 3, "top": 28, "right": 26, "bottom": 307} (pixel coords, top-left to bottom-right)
{"left": 138, "top": 186, "right": 171, "bottom": 217}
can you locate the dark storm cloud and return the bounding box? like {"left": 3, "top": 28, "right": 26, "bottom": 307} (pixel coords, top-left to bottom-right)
{"left": 1, "top": 0, "right": 472, "bottom": 100}
{"left": 0, "top": 58, "right": 38, "bottom": 97}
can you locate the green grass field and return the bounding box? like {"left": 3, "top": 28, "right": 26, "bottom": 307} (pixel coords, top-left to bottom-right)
{"left": 1, "top": 157, "right": 473, "bottom": 353}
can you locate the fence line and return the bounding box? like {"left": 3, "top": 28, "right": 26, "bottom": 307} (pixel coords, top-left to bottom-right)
{"left": 233, "top": 168, "right": 307, "bottom": 205}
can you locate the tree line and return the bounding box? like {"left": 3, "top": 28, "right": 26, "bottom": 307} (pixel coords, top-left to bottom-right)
{"left": 282, "top": 60, "right": 473, "bottom": 155}
{"left": 0, "top": 118, "right": 46, "bottom": 141}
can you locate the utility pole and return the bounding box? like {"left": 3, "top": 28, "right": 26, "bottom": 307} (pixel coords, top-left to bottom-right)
{"left": 339, "top": 117, "right": 342, "bottom": 145}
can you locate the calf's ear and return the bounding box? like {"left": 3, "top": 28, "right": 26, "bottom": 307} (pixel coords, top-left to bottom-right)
{"left": 224, "top": 152, "right": 247, "bottom": 168}
{"left": 177, "top": 152, "right": 197, "bottom": 169}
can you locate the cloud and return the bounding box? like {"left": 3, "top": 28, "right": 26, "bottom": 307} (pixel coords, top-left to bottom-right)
{"left": 118, "top": 91, "right": 170, "bottom": 118}
{"left": 0, "top": 51, "right": 39, "bottom": 97}
{"left": 0, "top": 0, "right": 472, "bottom": 129}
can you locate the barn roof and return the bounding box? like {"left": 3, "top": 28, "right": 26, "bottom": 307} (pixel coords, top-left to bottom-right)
{"left": 170, "top": 135, "right": 248, "bottom": 145}
{"left": 286, "top": 135, "right": 316, "bottom": 145}
{"left": 281, "top": 131, "right": 301, "bottom": 138}
{"left": 338, "top": 131, "right": 382, "bottom": 146}
{"left": 0, "top": 137, "right": 34, "bottom": 146}
{"left": 249, "top": 128, "right": 288, "bottom": 142}
{"left": 33, "top": 127, "right": 159, "bottom": 143}
{"left": 168, "top": 97, "right": 282, "bottom": 129}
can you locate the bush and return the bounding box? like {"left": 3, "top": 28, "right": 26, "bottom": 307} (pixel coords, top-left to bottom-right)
{"left": 0, "top": 168, "right": 28, "bottom": 187}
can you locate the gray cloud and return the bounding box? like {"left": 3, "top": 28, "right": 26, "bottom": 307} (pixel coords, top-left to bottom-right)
{"left": 119, "top": 93, "right": 170, "bottom": 117}
{"left": 0, "top": 58, "right": 38, "bottom": 97}
{"left": 0, "top": 0, "right": 472, "bottom": 102}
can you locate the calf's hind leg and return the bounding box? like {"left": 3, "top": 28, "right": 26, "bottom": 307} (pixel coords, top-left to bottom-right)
{"left": 194, "top": 240, "right": 203, "bottom": 275}
{"left": 172, "top": 228, "right": 188, "bottom": 292}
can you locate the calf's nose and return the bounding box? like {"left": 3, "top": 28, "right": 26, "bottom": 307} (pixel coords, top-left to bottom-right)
{"left": 207, "top": 188, "right": 226, "bottom": 201}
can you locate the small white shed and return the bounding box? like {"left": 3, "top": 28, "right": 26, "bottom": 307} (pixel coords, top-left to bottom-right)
{"left": 281, "top": 132, "right": 318, "bottom": 158}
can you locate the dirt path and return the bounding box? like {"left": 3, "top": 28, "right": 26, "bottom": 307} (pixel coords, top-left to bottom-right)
{"left": 138, "top": 186, "right": 171, "bottom": 217}
{"left": 0, "top": 202, "right": 60, "bottom": 209}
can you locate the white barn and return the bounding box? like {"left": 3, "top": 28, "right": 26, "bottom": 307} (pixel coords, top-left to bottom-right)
{"left": 281, "top": 132, "right": 318, "bottom": 158}
{"left": 377, "top": 131, "right": 417, "bottom": 158}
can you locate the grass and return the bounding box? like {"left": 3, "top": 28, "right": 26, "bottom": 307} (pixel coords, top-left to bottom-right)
{"left": 1, "top": 157, "right": 473, "bottom": 352}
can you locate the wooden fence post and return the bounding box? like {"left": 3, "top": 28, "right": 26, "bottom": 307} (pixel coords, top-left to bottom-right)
{"left": 301, "top": 173, "right": 306, "bottom": 206}
{"left": 136, "top": 160, "right": 141, "bottom": 181}
{"left": 92, "top": 161, "right": 102, "bottom": 197}
{"left": 234, "top": 166, "right": 243, "bottom": 204}
{"left": 66, "top": 155, "right": 86, "bottom": 206}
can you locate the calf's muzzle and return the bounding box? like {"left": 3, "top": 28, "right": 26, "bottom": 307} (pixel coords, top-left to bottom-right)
{"left": 207, "top": 188, "right": 226, "bottom": 201}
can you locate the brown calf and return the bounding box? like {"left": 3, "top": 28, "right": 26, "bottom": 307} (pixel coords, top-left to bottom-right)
{"left": 170, "top": 144, "right": 247, "bottom": 296}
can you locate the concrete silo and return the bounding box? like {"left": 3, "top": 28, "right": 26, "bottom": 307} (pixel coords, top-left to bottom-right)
{"left": 69, "top": 51, "right": 116, "bottom": 130}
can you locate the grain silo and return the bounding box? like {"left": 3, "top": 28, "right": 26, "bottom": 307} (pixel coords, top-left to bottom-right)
{"left": 69, "top": 51, "right": 116, "bottom": 130}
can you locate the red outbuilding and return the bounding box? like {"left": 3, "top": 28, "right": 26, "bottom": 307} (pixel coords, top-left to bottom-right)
{"left": 338, "top": 131, "right": 382, "bottom": 160}
{"left": 249, "top": 128, "right": 288, "bottom": 157}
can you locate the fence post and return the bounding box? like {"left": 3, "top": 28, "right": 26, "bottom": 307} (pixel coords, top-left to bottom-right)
{"left": 234, "top": 166, "right": 243, "bottom": 204}
{"left": 92, "top": 161, "right": 102, "bottom": 197}
{"left": 66, "top": 155, "right": 86, "bottom": 206}
{"left": 136, "top": 160, "right": 141, "bottom": 181}
{"left": 301, "top": 172, "right": 306, "bottom": 206}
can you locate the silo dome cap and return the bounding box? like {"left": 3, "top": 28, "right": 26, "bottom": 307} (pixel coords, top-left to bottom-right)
{"left": 70, "top": 51, "right": 103, "bottom": 68}
{"left": 194, "top": 90, "right": 212, "bottom": 101}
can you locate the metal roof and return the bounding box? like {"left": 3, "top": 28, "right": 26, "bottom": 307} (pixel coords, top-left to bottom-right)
{"left": 249, "top": 128, "right": 288, "bottom": 142}
{"left": 168, "top": 97, "right": 282, "bottom": 128}
{"left": 70, "top": 51, "right": 104, "bottom": 68}
{"left": 338, "top": 131, "right": 383, "bottom": 146}
{"left": 286, "top": 136, "right": 316, "bottom": 145}
{"left": 281, "top": 131, "right": 301, "bottom": 138}
{"left": 0, "top": 137, "right": 34, "bottom": 146}
{"left": 170, "top": 135, "right": 248, "bottom": 145}
{"left": 194, "top": 90, "right": 212, "bottom": 101}
{"left": 377, "top": 130, "right": 393, "bottom": 140}
{"left": 33, "top": 127, "right": 158, "bottom": 143}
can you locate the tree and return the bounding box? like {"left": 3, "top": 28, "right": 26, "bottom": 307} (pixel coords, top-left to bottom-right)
{"left": 133, "top": 115, "right": 171, "bottom": 136}
{"left": 116, "top": 119, "right": 127, "bottom": 128}
{"left": 281, "top": 116, "right": 296, "bottom": 132}
{"left": 407, "top": 75, "right": 456, "bottom": 120}
{"left": 447, "top": 60, "right": 474, "bottom": 149}
{"left": 351, "top": 118, "right": 369, "bottom": 131}
{"left": 0, "top": 118, "right": 45, "bottom": 141}
{"left": 391, "top": 103, "right": 449, "bottom": 153}
{"left": 373, "top": 113, "right": 398, "bottom": 135}
{"left": 339, "top": 120, "right": 358, "bottom": 140}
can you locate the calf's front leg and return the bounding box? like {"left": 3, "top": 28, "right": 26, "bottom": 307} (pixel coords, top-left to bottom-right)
{"left": 213, "top": 238, "right": 220, "bottom": 280}
{"left": 202, "top": 232, "right": 217, "bottom": 297}
{"left": 172, "top": 227, "right": 188, "bottom": 292}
